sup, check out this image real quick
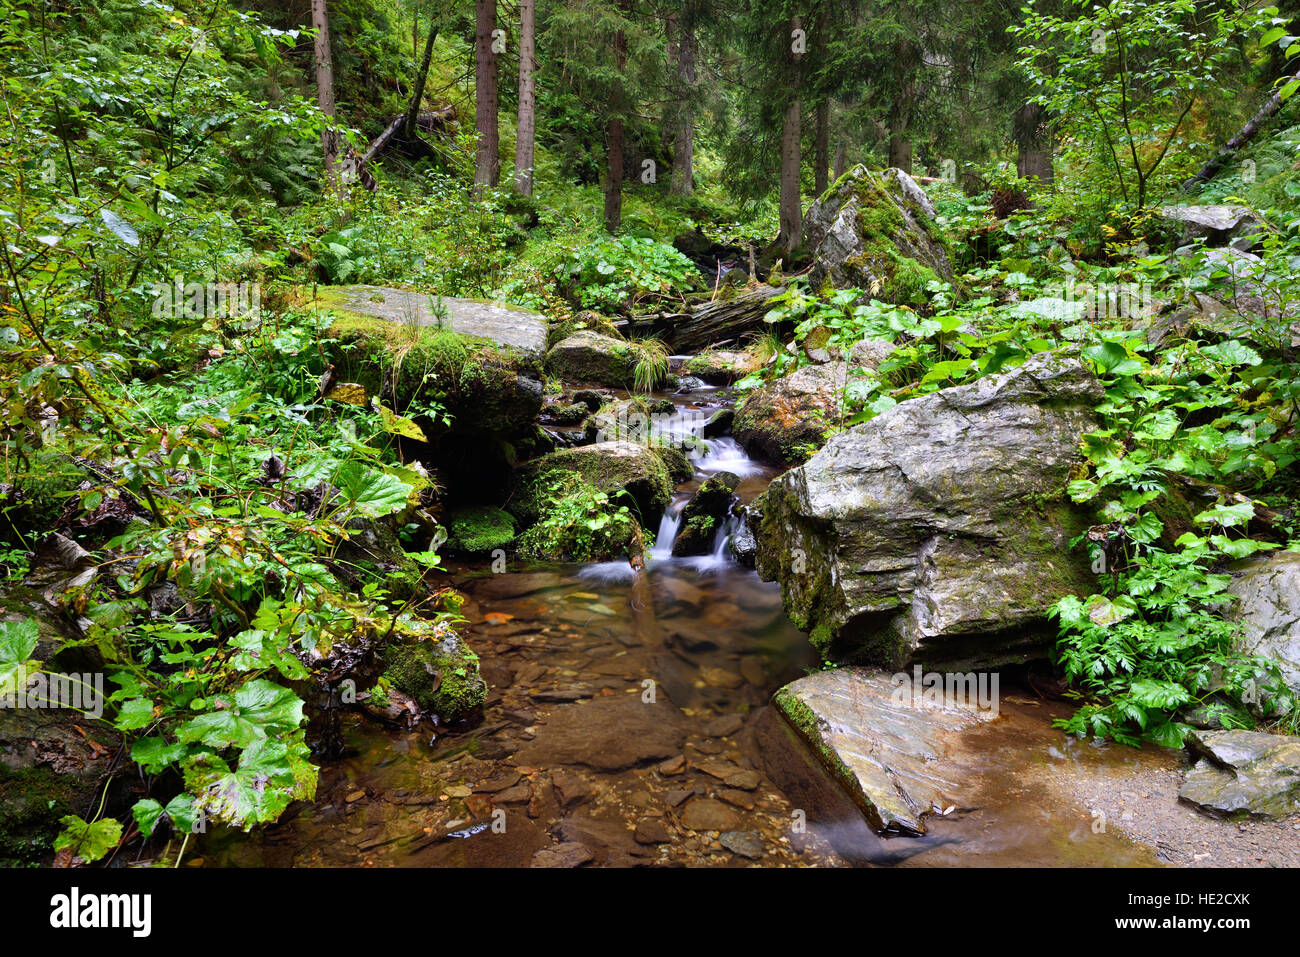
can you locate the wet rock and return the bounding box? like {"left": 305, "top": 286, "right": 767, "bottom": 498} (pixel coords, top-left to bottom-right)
{"left": 680, "top": 797, "right": 742, "bottom": 831}
{"left": 634, "top": 818, "right": 673, "bottom": 844}
{"left": 546, "top": 331, "right": 637, "bottom": 387}
{"left": 727, "top": 520, "right": 757, "bottom": 568}
{"left": 702, "top": 408, "right": 734, "bottom": 438}
{"left": 475, "top": 771, "right": 522, "bottom": 793}
{"left": 495, "top": 784, "right": 533, "bottom": 803}
{"left": 732, "top": 363, "right": 844, "bottom": 466}
{"left": 550, "top": 770, "right": 592, "bottom": 810}
{"left": 514, "top": 694, "right": 686, "bottom": 771}
{"left": 382, "top": 623, "right": 486, "bottom": 724}
{"left": 512, "top": 440, "right": 673, "bottom": 528}
{"left": 704, "top": 714, "right": 744, "bottom": 738}
{"left": 804, "top": 166, "right": 954, "bottom": 303}
{"left": 717, "top": 789, "right": 756, "bottom": 811}
{"left": 1227, "top": 551, "right": 1300, "bottom": 698}
{"left": 1179, "top": 729, "right": 1300, "bottom": 820}
{"left": 530, "top": 841, "right": 595, "bottom": 868}
{"left": 657, "top": 755, "right": 686, "bottom": 775}
{"left": 663, "top": 789, "right": 694, "bottom": 808}
{"left": 719, "top": 831, "right": 764, "bottom": 860}
{"left": 671, "top": 472, "right": 740, "bottom": 557}
{"left": 1160, "top": 204, "right": 1266, "bottom": 249}
{"left": 773, "top": 668, "right": 996, "bottom": 834}
{"left": 754, "top": 352, "right": 1101, "bottom": 668}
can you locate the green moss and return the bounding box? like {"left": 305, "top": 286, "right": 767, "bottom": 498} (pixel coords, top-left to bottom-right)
{"left": 1, "top": 452, "right": 90, "bottom": 545}
{"left": 0, "top": 765, "right": 83, "bottom": 866}
{"left": 383, "top": 629, "right": 485, "bottom": 723}
{"left": 447, "top": 505, "right": 516, "bottom": 554}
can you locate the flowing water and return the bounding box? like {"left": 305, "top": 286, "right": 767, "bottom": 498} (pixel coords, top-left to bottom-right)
{"left": 200, "top": 385, "right": 1190, "bottom": 868}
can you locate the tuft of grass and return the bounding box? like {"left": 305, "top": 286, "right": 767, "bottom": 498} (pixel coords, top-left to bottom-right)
{"left": 631, "top": 337, "right": 670, "bottom": 393}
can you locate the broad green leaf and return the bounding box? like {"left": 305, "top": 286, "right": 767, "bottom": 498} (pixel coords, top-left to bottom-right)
{"left": 99, "top": 209, "right": 139, "bottom": 247}
{"left": 54, "top": 815, "right": 123, "bottom": 863}
{"left": 0, "top": 618, "right": 39, "bottom": 694}
{"left": 1201, "top": 340, "right": 1261, "bottom": 367}
{"left": 114, "top": 697, "right": 156, "bottom": 731}
{"left": 176, "top": 679, "right": 305, "bottom": 749}
{"left": 333, "top": 462, "right": 415, "bottom": 518}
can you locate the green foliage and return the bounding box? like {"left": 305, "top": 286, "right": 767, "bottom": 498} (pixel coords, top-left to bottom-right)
{"left": 553, "top": 235, "right": 700, "bottom": 313}
{"left": 516, "top": 470, "right": 638, "bottom": 562}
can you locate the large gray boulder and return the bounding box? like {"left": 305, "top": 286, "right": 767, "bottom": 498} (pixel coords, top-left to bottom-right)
{"left": 1228, "top": 551, "right": 1300, "bottom": 698}
{"left": 754, "top": 352, "right": 1102, "bottom": 669}
{"left": 1179, "top": 729, "right": 1300, "bottom": 820}
{"left": 803, "top": 165, "right": 954, "bottom": 303}
{"left": 1159, "top": 204, "right": 1266, "bottom": 250}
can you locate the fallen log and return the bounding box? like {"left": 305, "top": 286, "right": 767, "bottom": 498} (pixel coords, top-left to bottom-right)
{"left": 1183, "top": 68, "right": 1300, "bottom": 192}
{"left": 663, "top": 284, "right": 783, "bottom": 353}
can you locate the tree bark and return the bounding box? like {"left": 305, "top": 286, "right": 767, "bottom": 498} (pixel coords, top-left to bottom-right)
{"left": 604, "top": 20, "right": 628, "bottom": 232}
{"left": 814, "top": 98, "right": 830, "bottom": 196}
{"left": 1013, "top": 101, "right": 1054, "bottom": 185}
{"left": 605, "top": 115, "right": 624, "bottom": 232}
{"left": 833, "top": 129, "right": 848, "bottom": 180}
{"left": 404, "top": 9, "right": 441, "bottom": 139}
{"left": 473, "top": 0, "right": 500, "bottom": 191}
{"left": 777, "top": 16, "right": 803, "bottom": 256}
{"left": 311, "top": 0, "right": 340, "bottom": 190}
{"left": 1183, "top": 68, "right": 1300, "bottom": 192}
{"left": 670, "top": 0, "right": 697, "bottom": 196}
{"left": 513, "top": 0, "right": 536, "bottom": 194}
{"left": 664, "top": 285, "right": 784, "bottom": 353}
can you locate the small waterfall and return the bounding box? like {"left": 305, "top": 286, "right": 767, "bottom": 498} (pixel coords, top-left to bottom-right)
{"left": 649, "top": 495, "right": 689, "bottom": 560}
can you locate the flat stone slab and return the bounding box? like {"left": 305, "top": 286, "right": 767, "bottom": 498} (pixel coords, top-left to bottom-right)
{"left": 1179, "top": 729, "right": 1300, "bottom": 820}
{"left": 315, "top": 285, "right": 548, "bottom": 359}
{"left": 774, "top": 668, "right": 997, "bottom": 834}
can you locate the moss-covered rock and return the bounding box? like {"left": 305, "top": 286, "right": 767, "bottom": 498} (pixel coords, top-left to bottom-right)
{"left": 513, "top": 469, "right": 640, "bottom": 562}
{"left": 732, "top": 363, "right": 842, "bottom": 466}
{"left": 803, "top": 165, "right": 954, "bottom": 304}
{"left": 447, "top": 505, "right": 516, "bottom": 554}
{"left": 545, "top": 331, "right": 636, "bottom": 387}
{"left": 511, "top": 440, "right": 673, "bottom": 527}
{"left": 671, "top": 472, "right": 739, "bottom": 556}
{"left": 753, "top": 353, "right": 1102, "bottom": 670}
{"left": 382, "top": 622, "right": 485, "bottom": 723}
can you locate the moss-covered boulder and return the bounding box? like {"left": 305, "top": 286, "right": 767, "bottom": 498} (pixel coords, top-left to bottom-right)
{"left": 447, "top": 505, "right": 516, "bottom": 555}
{"left": 753, "top": 353, "right": 1101, "bottom": 670}
{"left": 546, "top": 331, "right": 636, "bottom": 387}
{"left": 382, "top": 621, "right": 485, "bottom": 724}
{"left": 803, "top": 165, "right": 954, "bottom": 305}
{"left": 672, "top": 472, "right": 740, "bottom": 556}
{"left": 511, "top": 441, "right": 673, "bottom": 527}
{"left": 513, "top": 469, "right": 640, "bottom": 562}
{"left": 0, "top": 599, "right": 122, "bottom": 865}
{"left": 316, "top": 286, "right": 547, "bottom": 437}
{"left": 684, "top": 347, "right": 765, "bottom": 385}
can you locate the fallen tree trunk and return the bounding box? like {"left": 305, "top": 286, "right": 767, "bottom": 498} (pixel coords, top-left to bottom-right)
{"left": 1183, "top": 68, "right": 1300, "bottom": 192}
{"left": 663, "top": 284, "right": 783, "bottom": 353}
{"left": 354, "top": 106, "right": 456, "bottom": 190}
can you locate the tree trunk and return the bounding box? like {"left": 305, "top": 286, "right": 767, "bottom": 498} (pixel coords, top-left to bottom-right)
{"left": 777, "top": 16, "right": 803, "bottom": 256}
{"left": 1013, "top": 101, "right": 1054, "bottom": 184}
{"left": 403, "top": 10, "right": 441, "bottom": 139}
{"left": 604, "top": 20, "right": 628, "bottom": 232}
{"left": 473, "top": 0, "right": 499, "bottom": 191}
{"left": 670, "top": 0, "right": 697, "bottom": 196}
{"left": 311, "top": 0, "right": 340, "bottom": 190}
{"left": 888, "top": 132, "right": 911, "bottom": 172}
{"left": 833, "top": 130, "right": 848, "bottom": 180}
{"left": 513, "top": 0, "right": 536, "bottom": 194}
{"left": 814, "top": 99, "right": 829, "bottom": 196}
{"left": 605, "top": 116, "right": 624, "bottom": 232}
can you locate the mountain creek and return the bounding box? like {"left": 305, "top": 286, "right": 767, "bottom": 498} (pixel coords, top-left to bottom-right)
{"left": 197, "top": 380, "right": 1300, "bottom": 869}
